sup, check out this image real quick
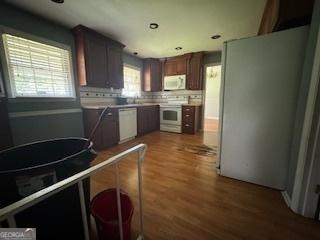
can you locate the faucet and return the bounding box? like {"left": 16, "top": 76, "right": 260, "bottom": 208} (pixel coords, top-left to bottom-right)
{"left": 133, "top": 96, "right": 138, "bottom": 104}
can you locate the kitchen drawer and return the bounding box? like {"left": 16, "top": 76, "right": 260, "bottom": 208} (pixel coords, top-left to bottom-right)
{"left": 103, "top": 108, "right": 118, "bottom": 120}
{"left": 182, "top": 113, "right": 194, "bottom": 124}
{"left": 182, "top": 106, "right": 195, "bottom": 115}
{"left": 182, "top": 123, "right": 195, "bottom": 134}
{"left": 181, "top": 105, "right": 202, "bottom": 134}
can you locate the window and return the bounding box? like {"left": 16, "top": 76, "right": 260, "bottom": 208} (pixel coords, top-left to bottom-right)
{"left": 122, "top": 65, "right": 141, "bottom": 97}
{"left": 1, "top": 33, "right": 74, "bottom": 98}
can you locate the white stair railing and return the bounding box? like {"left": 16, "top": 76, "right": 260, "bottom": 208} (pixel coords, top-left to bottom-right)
{"left": 0, "top": 143, "right": 147, "bottom": 240}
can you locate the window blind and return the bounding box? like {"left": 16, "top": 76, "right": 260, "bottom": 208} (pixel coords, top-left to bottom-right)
{"left": 2, "top": 34, "right": 74, "bottom": 98}
{"left": 122, "top": 66, "right": 141, "bottom": 97}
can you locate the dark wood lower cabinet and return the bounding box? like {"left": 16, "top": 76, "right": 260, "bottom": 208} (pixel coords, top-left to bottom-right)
{"left": 0, "top": 98, "right": 13, "bottom": 150}
{"left": 137, "top": 105, "right": 160, "bottom": 136}
{"left": 83, "top": 105, "right": 159, "bottom": 149}
{"left": 101, "top": 109, "right": 119, "bottom": 148}
{"left": 182, "top": 105, "right": 202, "bottom": 134}
{"left": 83, "top": 108, "right": 119, "bottom": 150}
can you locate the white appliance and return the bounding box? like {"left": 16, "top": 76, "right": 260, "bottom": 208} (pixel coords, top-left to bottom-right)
{"left": 160, "top": 96, "right": 188, "bottom": 133}
{"left": 163, "top": 75, "right": 186, "bottom": 90}
{"left": 218, "top": 26, "right": 308, "bottom": 189}
{"left": 160, "top": 106, "right": 182, "bottom": 133}
{"left": 119, "top": 108, "right": 137, "bottom": 142}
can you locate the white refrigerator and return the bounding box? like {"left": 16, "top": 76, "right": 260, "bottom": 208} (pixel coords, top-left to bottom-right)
{"left": 218, "top": 26, "right": 309, "bottom": 189}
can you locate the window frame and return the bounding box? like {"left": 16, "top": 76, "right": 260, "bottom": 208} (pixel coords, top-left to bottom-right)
{"left": 122, "top": 63, "right": 142, "bottom": 98}
{"left": 0, "top": 26, "right": 76, "bottom": 101}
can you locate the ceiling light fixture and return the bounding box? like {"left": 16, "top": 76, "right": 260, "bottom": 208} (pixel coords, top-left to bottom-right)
{"left": 51, "top": 0, "right": 64, "bottom": 3}
{"left": 149, "top": 23, "right": 159, "bottom": 29}
{"left": 175, "top": 47, "right": 182, "bottom": 50}
{"left": 211, "top": 35, "right": 221, "bottom": 39}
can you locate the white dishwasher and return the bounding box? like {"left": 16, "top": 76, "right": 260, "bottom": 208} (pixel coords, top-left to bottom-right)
{"left": 119, "top": 108, "right": 137, "bottom": 143}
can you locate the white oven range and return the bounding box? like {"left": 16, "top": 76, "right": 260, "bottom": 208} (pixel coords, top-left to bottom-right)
{"left": 160, "top": 96, "right": 188, "bottom": 133}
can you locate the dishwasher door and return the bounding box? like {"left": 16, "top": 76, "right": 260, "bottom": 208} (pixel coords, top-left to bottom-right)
{"left": 119, "top": 108, "right": 137, "bottom": 142}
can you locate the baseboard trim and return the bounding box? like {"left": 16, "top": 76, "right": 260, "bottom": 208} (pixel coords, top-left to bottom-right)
{"left": 118, "top": 136, "right": 136, "bottom": 144}
{"left": 281, "top": 191, "right": 291, "bottom": 207}
{"left": 205, "top": 117, "right": 219, "bottom": 120}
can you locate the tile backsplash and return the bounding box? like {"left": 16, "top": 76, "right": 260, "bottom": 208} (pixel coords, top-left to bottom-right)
{"left": 80, "top": 86, "right": 203, "bottom": 106}
{"left": 141, "top": 90, "right": 203, "bottom": 104}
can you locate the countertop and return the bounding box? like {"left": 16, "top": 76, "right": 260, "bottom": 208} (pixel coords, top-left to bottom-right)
{"left": 82, "top": 103, "right": 159, "bottom": 110}
{"left": 82, "top": 103, "right": 202, "bottom": 110}
{"left": 182, "top": 103, "right": 202, "bottom": 107}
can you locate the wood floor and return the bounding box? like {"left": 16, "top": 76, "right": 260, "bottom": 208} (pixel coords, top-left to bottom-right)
{"left": 204, "top": 119, "right": 219, "bottom": 132}
{"left": 90, "top": 131, "right": 320, "bottom": 240}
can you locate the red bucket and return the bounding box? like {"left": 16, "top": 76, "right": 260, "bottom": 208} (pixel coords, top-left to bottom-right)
{"left": 90, "top": 189, "right": 134, "bottom": 240}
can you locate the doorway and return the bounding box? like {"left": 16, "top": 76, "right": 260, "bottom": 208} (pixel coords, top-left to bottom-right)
{"left": 203, "top": 64, "right": 221, "bottom": 146}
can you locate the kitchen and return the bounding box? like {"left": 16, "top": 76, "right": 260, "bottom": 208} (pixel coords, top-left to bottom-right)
{"left": 0, "top": 0, "right": 320, "bottom": 240}
{"left": 76, "top": 22, "right": 206, "bottom": 148}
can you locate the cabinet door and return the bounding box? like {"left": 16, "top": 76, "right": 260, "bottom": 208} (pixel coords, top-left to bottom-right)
{"left": 188, "top": 56, "right": 203, "bottom": 90}
{"left": 0, "top": 98, "right": 13, "bottom": 151}
{"left": 84, "top": 33, "right": 108, "bottom": 88}
{"left": 138, "top": 106, "right": 159, "bottom": 135}
{"left": 102, "top": 109, "right": 119, "bottom": 147}
{"left": 150, "top": 60, "right": 161, "bottom": 91}
{"left": 149, "top": 106, "right": 160, "bottom": 131}
{"left": 107, "top": 45, "right": 124, "bottom": 89}
{"left": 137, "top": 107, "right": 148, "bottom": 135}
{"left": 83, "top": 109, "right": 103, "bottom": 149}
{"left": 164, "top": 59, "right": 187, "bottom": 76}
{"left": 142, "top": 59, "right": 152, "bottom": 91}
{"left": 176, "top": 59, "right": 187, "bottom": 75}
{"left": 143, "top": 59, "right": 161, "bottom": 92}
{"left": 164, "top": 61, "right": 178, "bottom": 75}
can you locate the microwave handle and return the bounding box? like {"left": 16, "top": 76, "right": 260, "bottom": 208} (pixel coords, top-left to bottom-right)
{"left": 178, "top": 77, "right": 183, "bottom": 88}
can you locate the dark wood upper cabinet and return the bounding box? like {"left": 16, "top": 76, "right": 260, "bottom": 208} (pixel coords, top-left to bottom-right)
{"left": 176, "top": 59, "right": 187, "bottom": 75}
{"left": 162, "top": 52, "right": 203, "bottom": 90}
{"left": 84, "top": 32, "right": 108, "bottom": 88}
{"left": 164, "top": 61, "right": 178, "bottom": 76}
{"left": 142, "top": 58, "right": 161, "bottom": 92}
{"left": 107, "top": 44, "right": 124, "bottom": 89}
{"left": 73, "top": 25, "right": 125, "bottom": 89}
{"left": 258, "top": 0, "right": 314, "bottom": 35}
{"left": 164, "top": 56, "right": 188, "bottom": 76}
{"left": 188, "top": 52, "right": 204, "bottom": 90}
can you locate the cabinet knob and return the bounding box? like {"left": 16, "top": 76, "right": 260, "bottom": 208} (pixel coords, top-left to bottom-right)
{"left": 185, "top": 124, "right": 190, "bottom": 127}
{"left": 185, "top": 108, "right": 190, "bottom": 111}
{"left": 186, "top": 114, "right": 190, "bottom": 117}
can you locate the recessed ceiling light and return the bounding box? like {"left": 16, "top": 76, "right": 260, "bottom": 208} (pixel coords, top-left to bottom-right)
{"left": 149, "top": 23, "right": 159, "bottom": 29}
{"left": 51, "top": 0, "right": 64, "bottom": 3}
{"left": 211, "top": 35, "right": 221, "bottom": 39}
{"left": 133, "top": 52, "right": 138, "bottom": 55}
{"left": 175, "top": 47, "right": 182, "bottom": 50}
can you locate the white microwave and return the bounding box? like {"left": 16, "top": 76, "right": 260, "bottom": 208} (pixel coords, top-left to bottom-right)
{"left": 163, "top": 75, "right": 186, "bottom": 90}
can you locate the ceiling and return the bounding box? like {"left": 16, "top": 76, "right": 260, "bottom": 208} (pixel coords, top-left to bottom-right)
{"left": 6, "top": 0, "right": 266, "bottom": 58}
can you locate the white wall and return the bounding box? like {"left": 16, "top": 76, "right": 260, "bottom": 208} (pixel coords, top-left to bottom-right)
{"left": 290, "top": 0, "right": 320, "bottom": 217}
{"left": 204, "top": 65, "right": 221, "bottom": 119}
